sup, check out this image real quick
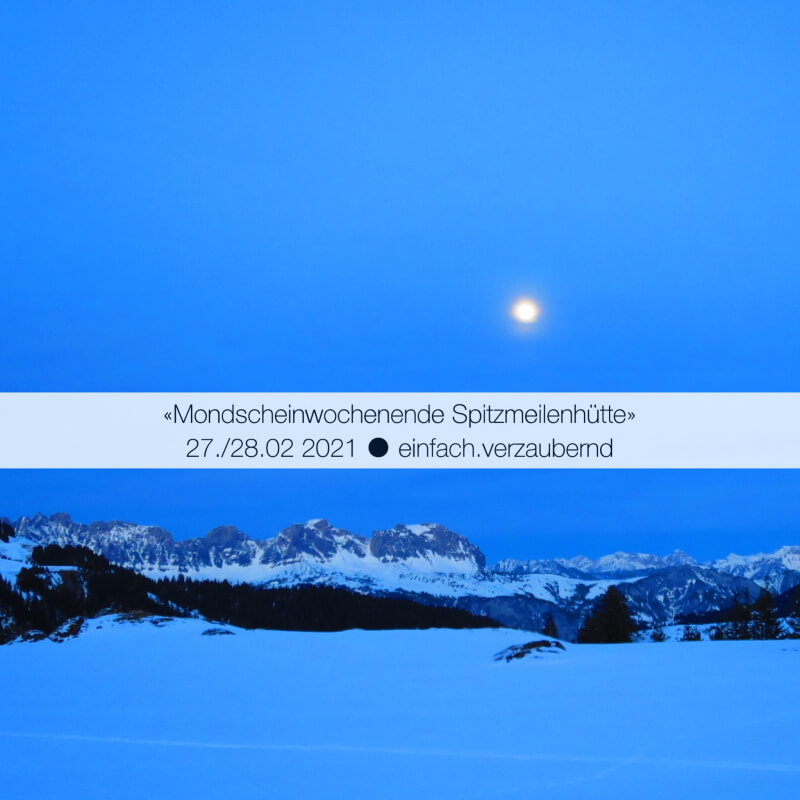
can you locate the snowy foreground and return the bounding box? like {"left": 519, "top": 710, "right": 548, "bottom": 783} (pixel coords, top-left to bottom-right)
{"left": 2, "top": 620, "right": 799, "bottom": 799}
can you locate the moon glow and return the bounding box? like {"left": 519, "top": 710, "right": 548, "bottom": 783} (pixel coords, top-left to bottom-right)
{"left": 511, "top": 298, "right": 540, "bottom": 324}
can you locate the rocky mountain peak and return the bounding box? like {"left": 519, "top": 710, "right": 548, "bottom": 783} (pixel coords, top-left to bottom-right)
{"left": 663, "top": 549, "right": 697, "bottom": 566}
{"left": 262, "top": 520, "right": 368, "bottom": 564}
{"left": 202, "top": 526, "right": 249, "bottom": 548}
{"left": 369, "top": 523, "right": 486, "bottom": 568}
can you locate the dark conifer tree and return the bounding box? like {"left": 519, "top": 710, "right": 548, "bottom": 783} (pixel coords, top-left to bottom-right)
{"left": 709, "top": 625, "right": 725, "bottom": 641}
{"left": 750, "top": 589, "right": 781, "bottom": 640}
{"left": 577, "top": 586, "right": 635, "bottom": 644}
{"left": 542, "top": 614, "right": 558, "bottom": 639}
{"left": 679, "top": 625, "right": 701, "bottom": 642}
{"left": 788, "top": 586, "right": 800, "bottom": 639}
{"left": 650, "top": 623, "right": 666, "bottom": 642}
{"left": 727, "top": 592, "right": 751, "bottom": 640}
{"left": 0, "top": 521, "right": 13, "bottom": 543}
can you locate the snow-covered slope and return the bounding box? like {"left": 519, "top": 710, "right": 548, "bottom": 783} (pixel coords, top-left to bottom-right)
{"left": 712, "top": 546, "right": 800, "bottom": 594}
{"left": 619, "top": 565, "right": 761, "bottom": 625}
{"left": 556, "top": 549, "right": 698, "bottom": 576}
{"left": 0, "top": 534, "right": 36, "bottom": 579}
{"left": 1, "top": 620, "right": 798, "bottom": 799}
{"left": 9, "top": 514, "right": 630, "bottom": 603}
{"left": 493, "top": 557, "right": 589, "bottom": 579}
{"left": 5, "top": 513, "right": 799, "bottom": 634}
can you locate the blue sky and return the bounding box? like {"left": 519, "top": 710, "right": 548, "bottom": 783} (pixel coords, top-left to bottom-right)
{"left": 2, "top": 2, "right": 799, "bottom": 559}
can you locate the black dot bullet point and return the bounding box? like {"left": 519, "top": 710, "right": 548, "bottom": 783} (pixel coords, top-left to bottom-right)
{"left": 368, "top": 437, "right": 389, "bottom": 458}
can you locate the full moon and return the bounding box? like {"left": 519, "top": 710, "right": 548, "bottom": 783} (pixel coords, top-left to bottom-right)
{"left": 511, "top": 298, "right": 540, "bottom": 324}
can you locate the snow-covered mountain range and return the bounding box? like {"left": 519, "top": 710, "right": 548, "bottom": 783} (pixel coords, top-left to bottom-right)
{"left": 3, "top": 512, "right": 799, "bottom": 637}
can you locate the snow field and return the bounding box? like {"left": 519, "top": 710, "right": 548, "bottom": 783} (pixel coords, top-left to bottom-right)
{"left": 1, "top": 620, "right": 798, "bottom": 799}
